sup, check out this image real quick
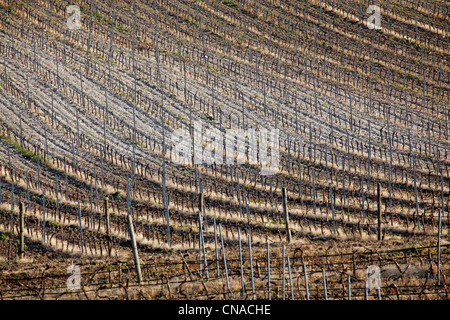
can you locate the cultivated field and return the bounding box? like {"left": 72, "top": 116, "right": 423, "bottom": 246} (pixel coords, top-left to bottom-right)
{"left": 0, "top": 0, "right": 448, "bottom": 300}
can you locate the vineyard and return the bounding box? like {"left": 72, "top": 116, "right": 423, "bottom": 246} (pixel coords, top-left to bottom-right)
{"left": 0, "top": 0, "right": 448, "bottom": 300}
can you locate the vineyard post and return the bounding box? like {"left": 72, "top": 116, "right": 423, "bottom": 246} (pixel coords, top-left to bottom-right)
{"left": 9, "top": 181, "right": 14, "bottom": 232}
{"left": 244, "top": 189, "right": 250, "bottom": 225}
{"left": 19, "top": 111, "right": 23, "bottom": 149}
{"left": 56, "top": 55, "right": 59, "bottom": 89}
{"left": 313, "top": 167, "right": 317, "bottom": 216}
{"left": 127, "top": 208, "right": 142, "bottom": 285}
{"left": 267, "top": 242, "right": 270, "bottom": 300}
{"left": 368, "top": 121, "right": 371, "bottom": 191}
{"left": 241, "top": 97, "right": 245, "bottom": 131}
{"left": 340, "top": 158, "right": 346, "bottom": 217}
{"left": 219, "top": 223, "right": 231, "bottom": 299}
{"left": 41, "top": 20, "right": 44, "bottom": 49}
{"left": 437, "top": 209, "right": 442, "bottom": 285}
{"left": 55, "top": 175, "right": 60, "bottom": 221}
{"left": 350, "top": 96, "right": 353, "bottom": 132}
{"left": 108, "top": 0, "right": 115, "bottom": 88}
{"left": 79, "top": 69, "right": 84, "bottom": 115}
{"left": 369, "top": 28, "right": 374, "bottom": 112}
{"left": 72, "top": 137, "right": 76, "bottom": 175}
{"left": 198, "top": 192, "right": 205, "bottom": 230}
{"left": 198, "top": 212, "right": 202, "bottom": 273}
{"left": 255, "top": 53, "right": 259, "bottom": 86}
{"left": 78, "top": 200, "right": 84, "bottom": 254}
{"left": 229, "top": 165, "right": 234, "bottom": 198}
{"left": 313, "top": 78, "right": 318, "bottom": 114}
{"left": 346, "top": 131, "right": 350, "bottom": 172}
{"left": 361, "top": 174, "right": 365, "bottom": 221}
{"left": 44, "top": 129, "right": 48, "bottom": 163}
{"left": 263, "top": 80, "right": 267, "bottom": 116}
{"left": 85, "top": 0, "right": 93, "bottom": 74}
{"left": 294, "top": 94, "right": 299, "bottom": 134}
{"left": 364, "top": 283, "right": 368, "bottom": 300}
{"left": 131, "top": 0, "right": 137, "bottom": 197}
{"left": 330, "top": 183, "right": 336, "bottom": 234}
{"left": 63, "top": 30, "right": 66, "bottom": 62}
{"left": 161, "top": 102, "right": 170, "bottom": 245}
{"left": 287, "top": 134, "right": 295, "bottom": 175}
{"left": 51, "top": 89, "right": 54, "bottom": 128}
{"left": 386, "top": 7, "right": 392, "bottom": 97}
{"left": 177, "top": 6, "right": 182, "bottom": 73}
{"left": 237, "top": 172, "right": 243, "bottom": 217}
{"left": 404, "top": 49, "right": 409, "bottom": 127}
{"left": 303, "top": 262, "right": 309, "bottom": 300}
{"left": 445, "top": 103, "right": 448, "bottom": 139}
{"left": 36, "top": 149, "right": 40, "bottom": 190}
{"left": 287, "top": 256, "right": 294, "bottom": 300}
{"left": 213, "top": 219, "right": 219, "bottom": 277}
{"left": 228, "top": 41, "right": 231, "bottom": 76}
{"left": 89, "top": 178, "right": 93, "bottom": 229}
{"left": 413, "top": 156, "right": 420, "bottom": 230}
{"left": 94, "top": 168, "right": 99, "bottom": 211}
{"left": 105, "top": 197, "right": 111, "bottom": 257}
{"left": 33, "top": 36, "right": 36, "bottom": 71}
{"left": 19, "top": 202, "right": 24, "bottom": 259}
{"left": 4, "top": 55, "right": 7, "bottom": 93}
{"left": 298, "top": 147, "right": 302, "bottom": 201}
{"left": 43, "top": 188, "right": 47, "bottom": 243}
{"left": 323, "top": 269, "right": 328, "bottom": 300}
{"left": 435, "top": 146, "right": 440, "bottom": 189}
{"left": 155, "top": 5, "right": 161, "bottom": 87}
{"left": 64, "top": 156, "right": 69, "bottom": 201}
{"left": 336, "top": 64, "right": 339, "bottom": 97}
{"left": 8, "top": 149, "right": 11, "bottom": 180}
{"left": 309, "top": 122, "right": 312, "bottom": 160}
{"left": 347, "top": 275, "right": 351, "bottom": 300}
{"left": 377, "top": 182, "right": 382, "bottom": 240}
{"left": 26, "top": 171, "right": 30, "bottom": 213}
{"left": 282, "top": 187, "right": 291, "bottom": 243}
{"left": 387, "top": 121, "right": 393, "bottom": 214}
{"left": 304, "top": 51, "right": 308, "bottom": 84}
{"left": 440, "top": 168, "right": 444, "bottom": 226}
{"left": 199, "top": 211, "right": 208, "bottom": 279}
{"left": 282, "top": 244, "right": 286, "bottom": 300}
{"left": 269, "top": 175, "right": 273, "bottom": 207}
{"left": 200, "top": 183, "right": 207, "bottom": 232}
{"left": 238, "top": 228, "right": 245, "bottom": 299}
{"left": 248, "top": 230, "right": 255, "bottom": 300}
